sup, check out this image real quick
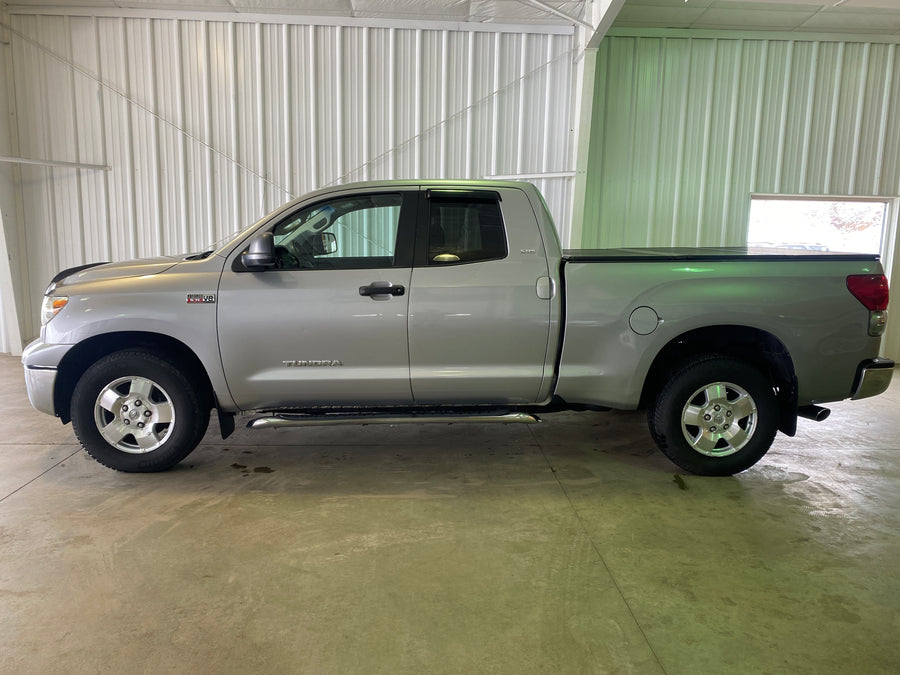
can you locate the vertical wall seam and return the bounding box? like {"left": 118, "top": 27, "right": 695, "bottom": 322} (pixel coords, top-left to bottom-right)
{"left": 202, "top": 20, "right": 213, "bottom": 244}
{"left": 490, "top": 31, "right": 500, "bottom": 178}
{"left": 94, "top": 15, "right": 112, "bottom": 259}
{"left": 721, "top": 39, "right": 743, "bottom": 244}
{"left": 873, "top": 43, "right": 894, "bottom": 194}
{"left": 643, "top": 37, "right": 662, "bottom": 245}
{"left": 624, "top": 37, "right": 638, "bottom": 232}
{"left": 33, "top": 19, "right": 59, "bottom": 268}
{"left": 282, "top": 23, "right": 291, "bottom": 197}
{"left": 516, "top": 35, "right": 527, "bottom": 175}
{"left": 362, "top": 26, "right": 369, "bottom": 182}
{"left": 440, "top": 29, "right": 448, "bottom": 179}
{"left": 174, "top": 19, "right": 188, "bottom": 252}
{"left": 335, "top": 26, "right": 344, "bottom": 184}
{"left": 414, "top": 28, "right": 422, "bottom": 177}
{"left": 671, "top": 37, "right": 692, "bottom": 243}
{"left": 255, "top": 22, "right": 265, "bottom": 209}
{"left": 1, "top": 13, "right": 28, "bottom": 340}
{"left": 648, "top": 37, "right": 664, "bottom": 245}
{"left": 122, "top": 17, "right": 138, "bottom": 259}
{"left": 229, "top": 22, "right": 240, "bottom": 232}
{"left": 848, "top": 42, "right": 871, "bottom": 195}
{"left": 773, "top": 40, "right": 794, "bottom": 194}
{"left": 465, "top": 30, "right": 474, "bottom": 178}
{"left": 307, "top": 25, "right": 317, "bottom": 190}
{"left": 799, "top": 41, "right": 819, "bottom": 194}
{"left": 388, "top": 27, "right": 395, "bottom": 178}
{"left": 149, "top": 19, "right": 164, "bottom": 254}
{"left": 64, "top": 16, "right": 86, "bottom": 262}
{"left": 824, "top": 41, "right": 845, "bottom": 194}
{"left": 749, "top": 39, "right": 768, "bottom": 194}
{"left": 595, "top": 41, "right": 611, "bottom": 246}
{"left": 696, "top": 38, "right": 717, "bottom": 244}
{"left": 541, "top": 35, "right": 552, "bottom": 176}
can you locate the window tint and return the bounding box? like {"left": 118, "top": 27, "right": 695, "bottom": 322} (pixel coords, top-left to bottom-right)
{"left": 427, "top": 199, "right": 507, "bottom": 265}
{"left": 272, "top": 193, "right": 402, "bottom": 270}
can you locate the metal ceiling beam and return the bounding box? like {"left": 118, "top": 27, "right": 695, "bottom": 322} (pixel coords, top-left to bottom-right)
{"left": 0, "top": 156, "right": 111, "bottom": 171}
{"left": 4, "top": 5, "right": 576, "bottom": 35}
{"left": 587, "top": 0, "right": 628, "bottom": 48}
{"left": 519, "top": 0, "right": 595, "bottom": 31}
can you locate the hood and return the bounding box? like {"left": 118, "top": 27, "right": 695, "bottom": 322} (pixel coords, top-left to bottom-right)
{"left": 55, "top": 256, "right": 180, "bottom": 288}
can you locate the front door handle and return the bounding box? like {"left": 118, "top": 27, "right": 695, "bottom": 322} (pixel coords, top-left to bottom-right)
{"left": 359, "top": 282, "right": 405, "bottom": 298}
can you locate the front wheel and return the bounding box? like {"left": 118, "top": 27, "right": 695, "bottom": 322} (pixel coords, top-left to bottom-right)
{"left": 648, "top": 356, "right": 778, "bottom": 476}
{"left": 71, "top": 350, "right": 210, "bottom": 472}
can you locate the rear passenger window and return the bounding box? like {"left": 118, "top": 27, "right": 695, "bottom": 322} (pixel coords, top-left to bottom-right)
{"left": 427, "top": 197, "right": 507, "bottom": 265}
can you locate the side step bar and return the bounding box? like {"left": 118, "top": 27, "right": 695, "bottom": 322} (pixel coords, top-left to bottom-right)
{"left": 248, "top": 412, "right": 541, "bottom": 429}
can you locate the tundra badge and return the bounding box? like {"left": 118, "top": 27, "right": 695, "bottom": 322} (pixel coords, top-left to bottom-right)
{"left": 283, "top": 360, "right": 344, "bottom": 367}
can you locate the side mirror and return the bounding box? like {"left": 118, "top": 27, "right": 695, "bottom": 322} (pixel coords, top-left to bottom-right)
{"left": 242, "top": 232, "right": 276, "bottom": 270}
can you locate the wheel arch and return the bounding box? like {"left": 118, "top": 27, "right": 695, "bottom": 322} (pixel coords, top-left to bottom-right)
{"left": 55, "top": 332, "right": 215, "bottom": 424}
{"left": 640, "top": 325, "right": 799, "bottom": 436}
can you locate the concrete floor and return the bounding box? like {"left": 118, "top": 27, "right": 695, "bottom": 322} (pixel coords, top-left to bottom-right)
{"left": 1, "top": 354, "right": 898, "bottom": 674}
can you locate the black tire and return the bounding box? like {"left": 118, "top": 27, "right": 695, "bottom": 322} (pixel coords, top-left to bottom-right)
{"left": 70, "top": 350, "right": 210, "bottom": 472}
{"left": 648, "top": 356, "right": 778, "bottom": 476}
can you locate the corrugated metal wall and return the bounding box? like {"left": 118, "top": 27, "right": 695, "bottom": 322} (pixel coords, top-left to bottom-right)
{"left": 5, "top": 13, "right": 575, "bottom": 343}
{"left": 580, "top": 32, "right": 900, "bottom": 248}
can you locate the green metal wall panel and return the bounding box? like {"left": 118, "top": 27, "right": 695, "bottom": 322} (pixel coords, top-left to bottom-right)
{"left": 581, "top": 34, "right": 900, "bottom": 249}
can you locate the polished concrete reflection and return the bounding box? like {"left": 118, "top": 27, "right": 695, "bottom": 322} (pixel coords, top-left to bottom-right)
{"left": 2, "top": 354, "right": 898, "bottom": 673}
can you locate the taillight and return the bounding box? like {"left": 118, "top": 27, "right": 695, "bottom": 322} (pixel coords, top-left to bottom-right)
{"left": 847, "top": 274, "right": 889, "bottom": 311}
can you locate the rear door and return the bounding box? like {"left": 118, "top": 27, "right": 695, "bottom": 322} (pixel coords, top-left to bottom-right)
{"left": 407, "top": 187, "right": 554, "bottom": 404}
{"left": 217, "top": 189, "right": 417, "bottom": 410}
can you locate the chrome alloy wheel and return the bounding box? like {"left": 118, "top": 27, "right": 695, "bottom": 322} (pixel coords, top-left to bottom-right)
{"left": 680, "top": 381, "right": 758, "bottom": 457}
{"left": 93, "top": 376, "right": 175, "bottom": 454}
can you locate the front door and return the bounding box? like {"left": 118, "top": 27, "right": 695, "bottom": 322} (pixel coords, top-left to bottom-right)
{"left": 217, "top": 189, "right": 417, "bottom": 411}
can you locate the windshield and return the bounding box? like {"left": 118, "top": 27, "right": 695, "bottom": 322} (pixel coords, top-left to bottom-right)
{"left": 205, "top": 206, "right": 293, "bottom": 258}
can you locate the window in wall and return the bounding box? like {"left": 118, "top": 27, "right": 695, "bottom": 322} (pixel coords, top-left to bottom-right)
{"left": 748, "top": 196, "right": 888, "bottom": 254}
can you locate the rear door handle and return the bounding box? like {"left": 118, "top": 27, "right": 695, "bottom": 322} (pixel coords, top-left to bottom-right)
{"left": 359, "top": 282, "right": 405, "bottom": 298}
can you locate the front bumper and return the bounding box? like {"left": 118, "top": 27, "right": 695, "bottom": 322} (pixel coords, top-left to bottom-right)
{"left": 22, "top": 340, "right": 73, "bottom": 418}
{"left": 23, "top": 366, "right": 58, "bottom": 416}
{"left": 851, "top": 357, "right": 895, "bottom": 400}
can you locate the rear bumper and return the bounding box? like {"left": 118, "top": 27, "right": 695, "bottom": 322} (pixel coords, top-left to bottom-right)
{"left": 851, "top": 357, "right": 894, "bottom": 400}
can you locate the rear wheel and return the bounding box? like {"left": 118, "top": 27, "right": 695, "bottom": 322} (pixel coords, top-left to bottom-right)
{"left": 648, "top": 356, "right": 778, "bottom": 476}
{"left": 71, "top": 350, "right": 209, "bottom": 472}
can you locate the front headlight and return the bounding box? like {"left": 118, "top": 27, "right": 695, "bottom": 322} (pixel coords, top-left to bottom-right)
{"left": 41, "top": 295, "right": 68, "bottom": 325}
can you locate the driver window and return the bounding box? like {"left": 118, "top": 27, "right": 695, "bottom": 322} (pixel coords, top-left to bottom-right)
{"left": 271, "top": 193, "right": 403, "bottom": 270}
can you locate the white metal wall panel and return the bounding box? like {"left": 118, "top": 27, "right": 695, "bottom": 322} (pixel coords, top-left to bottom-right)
{"left": 581, "top": 34, "right": 900, "bottom": 249}
{"left": 6, "top": 14, "right": 575, "bottom": 342}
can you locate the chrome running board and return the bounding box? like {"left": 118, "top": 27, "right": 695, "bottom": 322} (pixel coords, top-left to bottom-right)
{"left": 248, "top": 411, "right": 541, "bottom": 429}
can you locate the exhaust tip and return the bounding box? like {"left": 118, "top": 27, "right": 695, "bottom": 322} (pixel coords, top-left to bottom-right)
{"left": 798, "top": 405, "right": 831, "bottom": 422}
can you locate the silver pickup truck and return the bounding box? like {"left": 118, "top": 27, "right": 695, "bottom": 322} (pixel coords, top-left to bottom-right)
{"left": 23, "top": 180, "right": 893, "bottom": 476}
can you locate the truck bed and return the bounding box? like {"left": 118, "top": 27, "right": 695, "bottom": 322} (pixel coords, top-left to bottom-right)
{"left": 563, "top": 247, "right": 881, "bottom": 262}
